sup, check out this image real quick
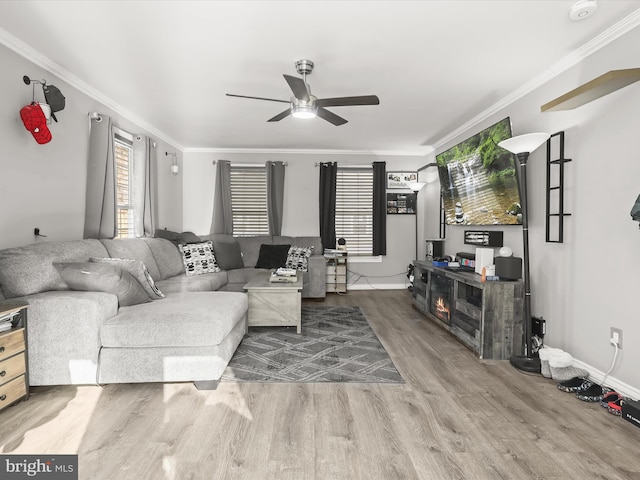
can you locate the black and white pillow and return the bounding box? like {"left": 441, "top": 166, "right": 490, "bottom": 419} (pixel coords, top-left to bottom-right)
{"left": 285, "top": 246, "right": 314, "bottom": 272}
{"left": 179, "top": 241, "right": 220, "bottom": 276}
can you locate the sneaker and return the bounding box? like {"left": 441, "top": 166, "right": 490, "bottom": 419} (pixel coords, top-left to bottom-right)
{"left": 557, "top": 377, "right": 591, "bottom": 393}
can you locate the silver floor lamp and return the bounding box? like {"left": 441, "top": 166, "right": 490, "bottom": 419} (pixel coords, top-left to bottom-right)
{"left": 498, "top": 132, "right": 550, "bottom": 373}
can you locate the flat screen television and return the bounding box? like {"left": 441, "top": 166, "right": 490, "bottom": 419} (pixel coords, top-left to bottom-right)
{"left": 437, "top": 117, "right": 522, "bottom": 226}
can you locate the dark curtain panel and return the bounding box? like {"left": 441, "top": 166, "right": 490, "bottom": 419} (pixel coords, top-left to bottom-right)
{"left": 372, "top": 161, "right": 387, "bottom": 255}
{"left": 210, "top": 160, "right": 233, "bottom": 234}
{"left": 319, "top": 162, "right": 337, "bottom": 250}
{"left": 83, "top": 116, "right": 116, "bottom": 239}
{"left": 266, "top": 161, "right": 285, "bottom": 236}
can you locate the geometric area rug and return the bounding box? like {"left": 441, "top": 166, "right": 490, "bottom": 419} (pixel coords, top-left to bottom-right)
{"left": 221, "top": 306, "right": 403, "bottom": 383}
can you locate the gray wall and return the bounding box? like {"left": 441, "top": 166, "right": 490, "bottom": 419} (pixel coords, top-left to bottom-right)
{"left": 419, "top": 26, "right": 640, "bottom": 392}
{"left": 183, "top": 151, "right": 427, "bottom": 289}
{"left": 0, "top": 43, "right": 183, "bottom": 250}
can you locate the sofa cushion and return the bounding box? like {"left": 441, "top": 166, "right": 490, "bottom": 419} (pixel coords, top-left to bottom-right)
{"left": 212, "top": 239, "right": 244, "bottom": 270}
{"left": 54, "top": 262, "right": 151, "bottom": 306}
{"left": 255, "top": 244, "right": 291, "bottom": 269}
{"left": 144, "top": 238, "right": 185, "bottom": 279}
{"left": 285, "top": 246, "right": 314, "bottom": 271}
{"left": 226, "top": 267, "right": 267, "bottom": 285}
{"left": 90, "top": 257, "right": 164, "bottom": 299}
{"left": 236, "top": 235, "right": 273, "bottom": 268}
{"left": 155, "top": 229, "right": 201, "bottom": 247}
{"left": 99, "top": 239, "right": 162, "bottom": 280}
{"left": 0, "top": 239, "right": 109, "bottom": 298}
{"left": 100, "top": 291, "right": 247, "bottom": 348}
{"left": 179, "top": 241, "right": 220, "bottom": 276}
{"left": 274, "top": 236, "right": 323, "bottom": 253}
{"left": 156, "top": 271, "right": 228, "bottom": 293}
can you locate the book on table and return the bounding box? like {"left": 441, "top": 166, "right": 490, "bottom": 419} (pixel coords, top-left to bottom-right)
{"left": 270, "top": 268, "right": 298, "bottom": 283}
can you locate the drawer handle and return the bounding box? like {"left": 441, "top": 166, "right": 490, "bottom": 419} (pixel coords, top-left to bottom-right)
{"left": 0, "top": 395, "right": 6, "bottom": 401}
{"left": 0, "top": 347, "right": 4, "bottom": 353}
{"left": 0, "top": 371, "right": 5, "bottom": 377}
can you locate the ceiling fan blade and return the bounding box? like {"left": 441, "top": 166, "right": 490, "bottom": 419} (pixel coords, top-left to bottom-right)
{"left": 283, "top": 74, "right": 309, "bottom": 101}
{"left": 316, "top": 95, "right": 380, "bottom": 107}
{"left": 317, "top": 107, "right": 348, "bottom": 126}
{"left": 267, "top": 109, "right": 292, "bottom": 122}
{"left": 226, "top": 93, "right": 289, "bottom": 104}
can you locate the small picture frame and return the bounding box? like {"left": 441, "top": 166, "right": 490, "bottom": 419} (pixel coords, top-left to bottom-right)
{"left": 387, "top": 171, "right": 418, "bottom": 189}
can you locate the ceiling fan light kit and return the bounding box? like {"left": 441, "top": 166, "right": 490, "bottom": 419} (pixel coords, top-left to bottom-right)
{"left": 226, "top": 59, "right": 379, "bottom": 125}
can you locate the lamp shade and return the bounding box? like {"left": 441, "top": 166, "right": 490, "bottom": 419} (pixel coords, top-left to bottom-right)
{"left": 499, "top": 133, "right": 550, "bottom": 154}
{"left": 408, "top": 182, "right": 426, "bottom": 192}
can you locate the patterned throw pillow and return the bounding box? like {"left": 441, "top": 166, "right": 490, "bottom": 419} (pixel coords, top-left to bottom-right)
{"left": 90, "top": 257, "right": 164, "bottom": 299}
{"left": 285, "top": 246, "right": 314, "bottom": 272}
{"left": 179, "top": 241, "right": 220, "bottom": 276}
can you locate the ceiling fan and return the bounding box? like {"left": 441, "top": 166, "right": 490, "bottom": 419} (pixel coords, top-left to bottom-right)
{"left": 226, "top": 59, "right": 380, "bottom": 126}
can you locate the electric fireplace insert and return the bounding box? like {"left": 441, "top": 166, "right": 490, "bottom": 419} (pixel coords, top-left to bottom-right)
{"left": 429, "top": 273, "right": 452, "bottom": 324}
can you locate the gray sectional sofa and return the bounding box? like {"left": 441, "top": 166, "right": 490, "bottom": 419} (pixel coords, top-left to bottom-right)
{"left": 0, "top": 234, "right": 325, "bottom": 387}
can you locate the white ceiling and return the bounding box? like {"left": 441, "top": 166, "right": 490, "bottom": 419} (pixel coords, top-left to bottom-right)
{"left": 1, "top": 1, "right": 639, "bottom": 154}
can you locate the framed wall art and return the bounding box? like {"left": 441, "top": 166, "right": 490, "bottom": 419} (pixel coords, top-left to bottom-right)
{"left": 387, "top": 192, "right": 417, "bottom": 214}
{"left": 386, "top": 171, "right": 417, "bottom": 189}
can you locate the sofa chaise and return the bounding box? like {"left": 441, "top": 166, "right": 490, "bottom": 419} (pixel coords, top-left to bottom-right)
{"left": 0, "top": 234, "right": 325, "bottom": 387}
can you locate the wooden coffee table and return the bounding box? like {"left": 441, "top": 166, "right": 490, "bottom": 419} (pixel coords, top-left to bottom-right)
{"left": 243, "top": 271, "right": 303, "bottom": 333}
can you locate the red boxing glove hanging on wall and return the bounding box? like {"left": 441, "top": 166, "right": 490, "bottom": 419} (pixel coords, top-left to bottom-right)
{"left": 20, "top": 102, "right": 52, "bottom": 144}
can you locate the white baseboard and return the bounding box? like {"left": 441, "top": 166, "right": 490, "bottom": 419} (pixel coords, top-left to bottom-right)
{"left": 572, "top": 358, "right": 640, "bottom": 400}
{"left": 347, "top": 282, "right": 409, "bottom": 291}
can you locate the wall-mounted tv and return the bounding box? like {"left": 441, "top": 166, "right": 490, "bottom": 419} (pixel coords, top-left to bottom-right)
{"left": 437, "top": 117, "right": 521, "bottom": 226}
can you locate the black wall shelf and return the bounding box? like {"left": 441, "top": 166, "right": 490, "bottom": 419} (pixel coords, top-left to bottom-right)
{"left": 546, "top": 131, "right": 572, "bottom": 243}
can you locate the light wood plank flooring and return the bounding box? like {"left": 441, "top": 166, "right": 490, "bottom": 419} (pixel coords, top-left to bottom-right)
{"left": 1, "top": 290, "right": 638, "bottom": 479}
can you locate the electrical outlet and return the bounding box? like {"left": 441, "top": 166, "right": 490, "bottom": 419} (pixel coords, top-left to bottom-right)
{"left": 610, "top": 327, "right": 623, "bottom": 349}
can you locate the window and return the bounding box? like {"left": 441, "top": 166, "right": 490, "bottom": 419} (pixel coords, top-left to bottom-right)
{"left": 230, "top": 166, "right": 269, "bottom": 236}
{"left": 114, "top": 132, "right": 134, "bottom": 238}
{"left": 335, "top": 167, "right": 373, "bottom": 255}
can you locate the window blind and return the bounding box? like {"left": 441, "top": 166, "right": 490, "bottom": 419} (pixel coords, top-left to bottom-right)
{"left": 114, "top": 138, "right": 134, "bottom": 238}
{"left": 230, "top": 166, "right": 269, "bottom": 236}
{"left": 336, "top": 168, "right": 373, "bottom": 255}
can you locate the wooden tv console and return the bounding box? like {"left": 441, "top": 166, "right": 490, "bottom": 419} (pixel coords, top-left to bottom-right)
{"left": 412, "top": 260, "right": 524, "bottom": 360}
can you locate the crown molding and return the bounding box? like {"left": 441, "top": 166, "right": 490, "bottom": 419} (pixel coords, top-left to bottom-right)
{"left": 0, "top": 26, "right": 185, "bottom": 151}
{"left": 3, "top": 7, "right": 639, "bottom": 156}
{"left": 183, "top": 146, "right": 434, "bottom": 156}
{"left": 432, "top": 8, "right": 640, "bottom": 152}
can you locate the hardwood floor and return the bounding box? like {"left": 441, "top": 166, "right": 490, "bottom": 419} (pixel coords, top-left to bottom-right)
{"left": 1, "top": 290, "right": 638, "bottom": 479}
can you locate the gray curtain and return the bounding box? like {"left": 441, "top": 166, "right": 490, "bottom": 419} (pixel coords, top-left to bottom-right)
{"left": 267, "top": 161, "right": 285, "bottom": 235}
{"left": 319, "top": 162, "right": 337, "bottom": 250}
{"left": 372, "top": 161, "right": 387, "bottom": 255}
{"left": 210, "top": 160, "right": 233, "bottom": 234}
{"left": 133, "top": 136, "right": 157, "bottom": 237}
{"left": 83, "top": 116, "right": 116, "bottom": 239}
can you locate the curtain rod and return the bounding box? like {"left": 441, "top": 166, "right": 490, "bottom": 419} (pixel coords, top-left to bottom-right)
{"left": 212, "top": 160, "right": 288, "bottom": 167}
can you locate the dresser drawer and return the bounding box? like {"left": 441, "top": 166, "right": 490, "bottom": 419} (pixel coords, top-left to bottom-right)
{"left": 0, "top": 352, "right": 26, "bottom": 385}
{"left": 0, "top": 328, "right": 25, "bottom": 362}
{"left": 0, "top": 375, "right": 27, "bottom": 410}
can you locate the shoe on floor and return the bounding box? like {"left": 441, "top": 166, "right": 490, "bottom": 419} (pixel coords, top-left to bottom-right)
{"left": 557, "top": 377, "right": 591, "bottom": 393}
{"left": 576, "top": 383, "right": 604, "bottom": 402}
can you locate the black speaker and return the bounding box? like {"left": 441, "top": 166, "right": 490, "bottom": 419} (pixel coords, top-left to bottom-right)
{"left": 495, "top": 256, "right": 522, "bottom": 280}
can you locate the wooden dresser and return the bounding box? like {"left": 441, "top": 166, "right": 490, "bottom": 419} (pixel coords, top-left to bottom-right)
{"left": 0, "top": 304, "right": 29, "bottom": 411}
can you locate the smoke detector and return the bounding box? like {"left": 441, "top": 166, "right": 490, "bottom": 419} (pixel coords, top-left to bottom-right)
{"left": 569, "top": 0, "right": 598, "bottom": 21}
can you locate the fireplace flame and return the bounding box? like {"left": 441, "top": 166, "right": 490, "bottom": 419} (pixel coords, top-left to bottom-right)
{"left": 435, "top": 297, "right": 450, "bottom": 318}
